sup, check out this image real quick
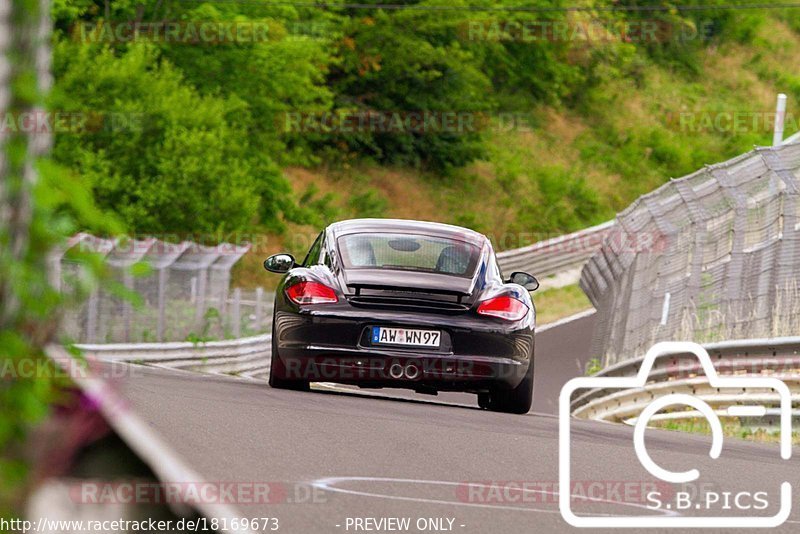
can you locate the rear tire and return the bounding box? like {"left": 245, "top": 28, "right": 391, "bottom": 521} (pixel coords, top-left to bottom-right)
{"left": 486, "top": 359, "right": 533, "bottom": 414}
{"left": 269, "top": 329, "right": 310, "bottom": 391}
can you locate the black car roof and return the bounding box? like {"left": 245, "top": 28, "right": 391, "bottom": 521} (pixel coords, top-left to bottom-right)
{"left": 328, "top": 218, "right": 488, "bottom": 247}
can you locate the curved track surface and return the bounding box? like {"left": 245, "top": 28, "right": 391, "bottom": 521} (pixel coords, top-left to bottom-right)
{"left": 111, "top": 313, "right": 800, "bottom": 533}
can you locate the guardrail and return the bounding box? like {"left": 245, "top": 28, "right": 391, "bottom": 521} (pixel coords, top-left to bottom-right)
{"left": 77, "top": 311, "right": 599, "bottom": 388}
{"left": 570, "top": 337, "right": 800, "bottom": 424}
{"left": 496, "top": 220, "right": 613, "bottom": 283}
{"left": 77, "top": 334, "right": 272, "bottom": 380}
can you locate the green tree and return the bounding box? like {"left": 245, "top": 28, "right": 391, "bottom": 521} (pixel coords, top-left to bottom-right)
{"left": 328, "top": 8, "right": 494, "bottom": 172}
{"left": 51, "top": 42, "right": 267, "bottom": 235}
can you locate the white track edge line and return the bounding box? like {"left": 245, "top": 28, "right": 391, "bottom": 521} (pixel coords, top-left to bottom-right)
{"left": 538, "top": 308, "right": 596, "bottom": 333}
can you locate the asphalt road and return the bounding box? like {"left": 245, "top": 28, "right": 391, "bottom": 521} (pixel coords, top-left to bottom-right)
{"left": 106, "top": 311, "right": 800, "bottom": 533}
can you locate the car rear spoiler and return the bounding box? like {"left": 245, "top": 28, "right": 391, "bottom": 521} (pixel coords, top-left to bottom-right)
{"left": 342, "top": 269, "right": 476, "bottom": 297}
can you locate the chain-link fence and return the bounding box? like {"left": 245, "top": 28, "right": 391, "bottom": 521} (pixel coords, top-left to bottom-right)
{"left": 57, "top": 234, "right": 272, "bottom": 343}
{"left": 581, "top": 141, "right": 800, "bottom": 366}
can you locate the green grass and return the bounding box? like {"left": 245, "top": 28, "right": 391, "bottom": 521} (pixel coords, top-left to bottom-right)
{"left": 534, "top": 284, "right": 593, "bottom": 325}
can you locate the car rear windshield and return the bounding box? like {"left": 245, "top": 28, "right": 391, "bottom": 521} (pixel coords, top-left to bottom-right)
{"left": 337, "top": 233, "right": 481, "bottom": 277}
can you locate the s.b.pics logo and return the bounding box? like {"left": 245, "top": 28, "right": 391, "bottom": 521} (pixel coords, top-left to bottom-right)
{"left": 559, "top": 342, "right": 792, "bottom": 528}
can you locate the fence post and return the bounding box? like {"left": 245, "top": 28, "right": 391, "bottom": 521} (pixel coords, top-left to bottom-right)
{"left": 194, "top": 270, "right": 207, "bottom": 330}
{"left": 48, "top": 248, "right": 63, "bottom": 292}
{"left": 773, "top": 93, "right": 787, "bottom": 146}
{"left": 255, "top": 286, "right": 264, "bottom": 331}
{"left": 122, "top": 270, "right": 133, "bottom": 342}
{"left": 711, "top": 167, "right": 747, "bottom": 337}
{"left": 86, "top": 289, "right": 98, "bottom": 343}
{"left": 761, "top": 148, "right": 800, "bottom": 335}
{"left": 157, "top": 268, "right": 166, "bottom": 341}
{"left": 219, "top": 268, "right": 229, "bottom": 317}
{"left": 232, "top": 287, "right": 241, "bottom": 338}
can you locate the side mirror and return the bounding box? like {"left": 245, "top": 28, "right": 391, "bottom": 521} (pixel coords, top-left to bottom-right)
{"left": 264, "top": 253, "right": 295, "bottom": 274}
{"left": 509, "top": 271, "right": 539, "bottom": 292}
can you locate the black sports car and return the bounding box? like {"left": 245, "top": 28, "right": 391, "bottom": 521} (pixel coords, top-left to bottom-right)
{"left": 263, "top": 219, "right": 539, "bottom": 414}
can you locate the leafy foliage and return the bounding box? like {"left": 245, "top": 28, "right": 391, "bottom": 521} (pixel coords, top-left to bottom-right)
{"left": 51, "top": 0, "right": 334, "bottom": 234}
{"left": 52, "top": 41, "right": 273, "bottom": 235}
{"left": 47, "top": 1, "right": 800, "bottom": 239}
{"left": 327, "top": 9, "right": 493, "bottom": 172}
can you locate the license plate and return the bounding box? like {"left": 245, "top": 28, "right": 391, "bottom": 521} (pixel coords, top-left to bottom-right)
{"left": 371, "top": 326, "right": 441, "bottom": 347}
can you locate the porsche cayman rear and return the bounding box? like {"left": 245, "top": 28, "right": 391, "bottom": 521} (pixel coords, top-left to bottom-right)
{"left": 263, "top": 219, "right": 537, "bottom": 413}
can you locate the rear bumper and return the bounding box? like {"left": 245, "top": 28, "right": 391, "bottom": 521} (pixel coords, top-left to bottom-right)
{"left": 277, "top": 347, "right": 528, "bottom": 391}
{"left": 273, "top": 308, "right": 534, "bottom": 391}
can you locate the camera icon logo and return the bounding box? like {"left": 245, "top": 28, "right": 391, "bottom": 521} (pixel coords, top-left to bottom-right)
{"left": 559, "top": 341, "right": 792, "bottom": 528}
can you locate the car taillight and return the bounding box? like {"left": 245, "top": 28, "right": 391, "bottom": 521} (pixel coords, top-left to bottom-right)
{"left": 477, "top": 296, "right": 528, "bottom": 321}
{"left": 286, "top": 281, "right": 338, "bottom": 305}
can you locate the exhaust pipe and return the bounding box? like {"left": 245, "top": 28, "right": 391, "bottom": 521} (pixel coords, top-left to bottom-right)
{"left": 404, "top": 364, "right": 420, "bottom": 380}
{"left": 388, "top": 363, "right": 404, "bottom": 379}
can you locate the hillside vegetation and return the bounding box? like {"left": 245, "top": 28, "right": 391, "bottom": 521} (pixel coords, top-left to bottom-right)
{"left": 49, "top": 2, "right": 800, "bottom": 288}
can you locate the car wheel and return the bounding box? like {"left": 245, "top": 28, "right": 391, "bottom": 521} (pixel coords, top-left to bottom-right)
{"left": 487, "top": 358, "right": 533, "bottom": 414}
{"left": 269, "top": 330, "right": 310, "bottom": 391}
